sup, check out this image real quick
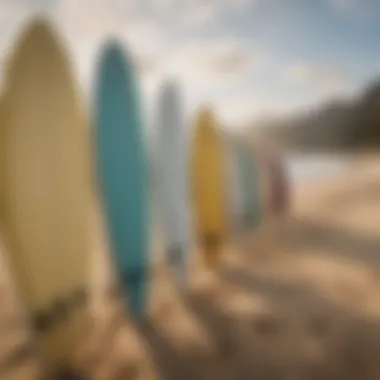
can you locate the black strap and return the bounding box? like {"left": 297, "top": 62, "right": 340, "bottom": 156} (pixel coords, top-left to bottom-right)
{"left": 31, "top": 288, "right": 89, "bottom": 334}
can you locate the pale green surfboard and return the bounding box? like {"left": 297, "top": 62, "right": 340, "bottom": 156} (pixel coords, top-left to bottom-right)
{"left": 1, "top": 17, "right": 93, "bottom": 377}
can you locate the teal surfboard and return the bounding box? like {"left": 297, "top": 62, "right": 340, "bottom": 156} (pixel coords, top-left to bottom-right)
{"left": 93, "top": 40, "right": 149, "bottom": 318}
{"left": 156, "top": 80, "right": 191, "bottom": 287}
{"left": 236, "top": 143, "right": 261, "bottom": 229}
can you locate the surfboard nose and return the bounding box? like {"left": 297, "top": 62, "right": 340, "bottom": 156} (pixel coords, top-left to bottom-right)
{"left": 5, "top": 16, "right": 68, "bottom": 86}
{"left": 160, "top": 79, "right": 181, "bottom": 99}
{"left": 100, "top": 40, "right": 123, "bottom": 59}
{"left": 98, "top": 39, "right": 137, "bottom": 71}
{"left": 197, "top": 106, "right": 214, "bottom": 121}
{"left": 13, "top": 16, "right": 58, "bottom": 51}
{"left": 96, "top": 40, "right": 139, "bottom": 95}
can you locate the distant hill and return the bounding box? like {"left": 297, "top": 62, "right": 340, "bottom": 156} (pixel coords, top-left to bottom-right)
{"left": 250, "top": 78, "right": 380, "bottom": 152}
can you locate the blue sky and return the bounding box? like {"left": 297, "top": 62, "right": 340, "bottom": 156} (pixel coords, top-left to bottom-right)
{"left": 1, "top": 0, "right": 380, "bottom": 129}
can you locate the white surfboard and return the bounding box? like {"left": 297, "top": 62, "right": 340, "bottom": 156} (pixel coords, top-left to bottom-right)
{"left": 155, "top": 79, "right": 191, "bottom": 287}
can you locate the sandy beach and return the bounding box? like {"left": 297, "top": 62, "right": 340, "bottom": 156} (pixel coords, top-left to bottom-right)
{"left": 1, "top": 154, "right": 380, "bottom": 380}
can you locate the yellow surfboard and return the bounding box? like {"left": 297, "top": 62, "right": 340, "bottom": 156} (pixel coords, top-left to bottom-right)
{"left": 0, "top": 92, "right": 6, "bottom": 222}
{"left": 190, "top": 108, "right": 227, "bottom": 268}
{"left": 1, "top": 17, "right": 93, "bottom": 377}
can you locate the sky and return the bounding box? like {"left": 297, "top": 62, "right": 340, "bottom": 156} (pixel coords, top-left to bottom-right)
{"left": 0, "top": 0, "right": 380, "bottom": 130}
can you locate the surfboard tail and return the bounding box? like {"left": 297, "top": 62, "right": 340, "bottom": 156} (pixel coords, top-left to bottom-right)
{"left": 120, "top": 266, "right": 149, "bottom": 318}
{"left": 167, "top": 246, "right": 188, "bottom": 288}
{"left": 202, "top": 234, "right": 223, "bottom": 268}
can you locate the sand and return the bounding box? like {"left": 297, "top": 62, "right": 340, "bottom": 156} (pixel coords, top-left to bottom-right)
{"left": 2, "top": 154, "right": 380, "bottom": 379}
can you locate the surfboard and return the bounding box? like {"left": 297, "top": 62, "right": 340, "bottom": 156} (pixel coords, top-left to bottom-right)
{"left": 0, "top": 92, "right": 6, "bottom": 222}
{"left": 224, "top": 135, "right": 244, "bottom": 237}
{"left": 190, "top": 108, "right": 226, "bottom": 268}
{"left": 156, "top": 80, "right": 191, "bottom": 287}
{"left": 268, "top": 153, "right": 290, "bottom": 216}
{"left": 94, "top": 40, "right": 149, "bottom": 318}
{"left": 236, "top": 143, "right": 261, "bottom": 229}
{"left": 1, "top": 17, "right": 93, "bottom": 377}
{"left": 255, "top": 149, "right": 271, "bottom": 223}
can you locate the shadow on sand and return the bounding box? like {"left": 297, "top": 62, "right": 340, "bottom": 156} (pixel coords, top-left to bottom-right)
{"left": 3, "top": 215, "right": 380, "bottom": 379}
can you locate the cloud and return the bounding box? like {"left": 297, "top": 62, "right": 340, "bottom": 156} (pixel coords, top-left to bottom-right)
{"left": 179, "top": 3, "right": 220, "bottom": 28}
{"left": 0, "top": 0, "right": 295, "bottom": 132}
{"left": 215, "top": 96, "right": 257, "bottom": 128}
{"left": 55, "top": 0, "right": 143, "bottom": 41}
{"left": 215, "top": 91, "right": 307, "bottom": 128}
{"left": 50, "top": 0, "right": 170, "bottom": 93}
{"left": 149, "top": 0, "right": 256, "bottom": 29}
{"left": 0, "top": 0, "right": 258, "bottom": 86}
{"left": 159, "top": 39, "right": 261, "bottom": 89}
{"left": 0, "top": 2, "right": 31, "bottom": 40}
{"left": 138, "top": 38, "right": 263, "bottom": 128}
{"left": 284, "top": 62, "right": 351, "bottom": 93}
